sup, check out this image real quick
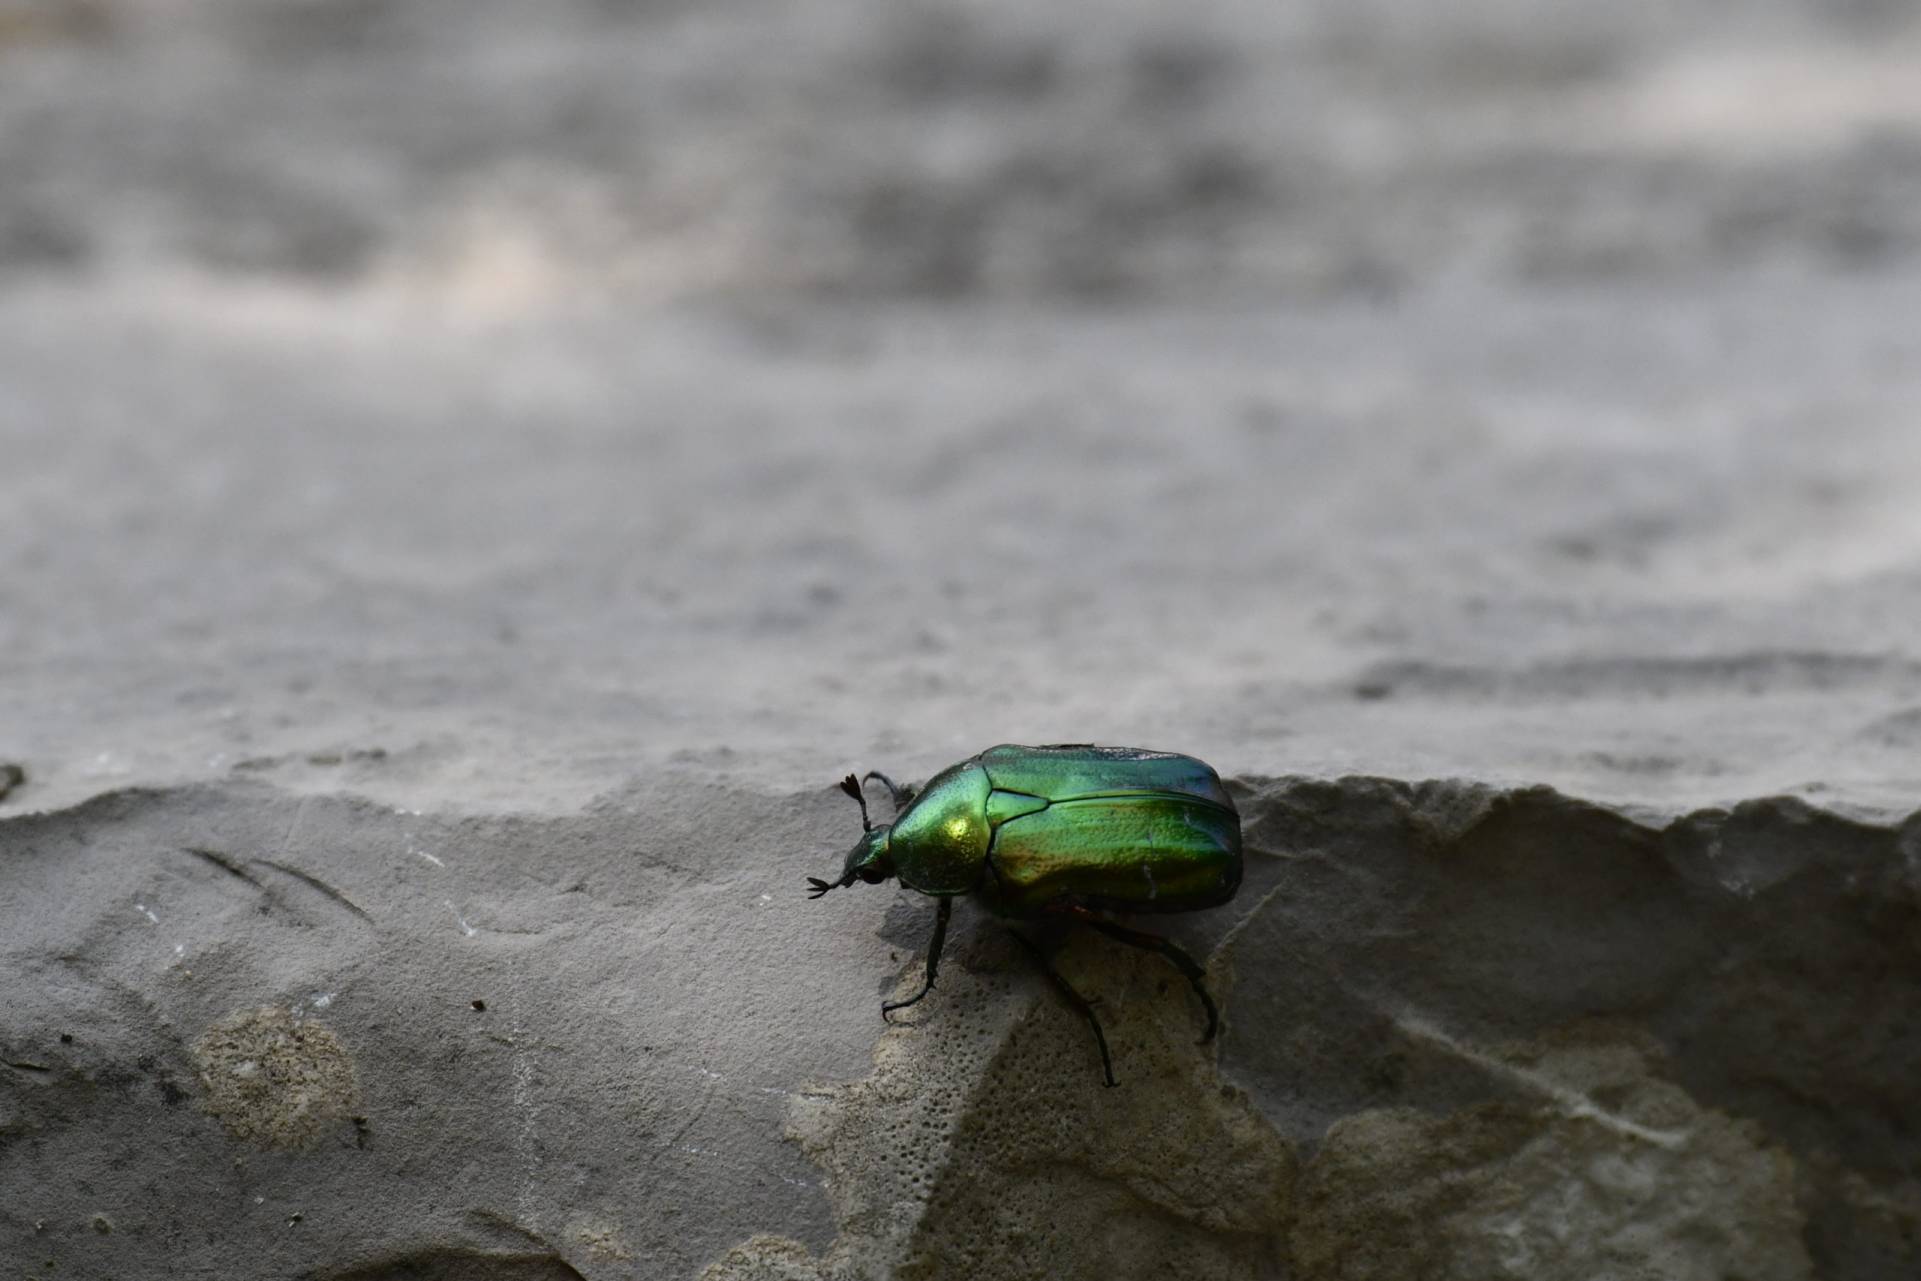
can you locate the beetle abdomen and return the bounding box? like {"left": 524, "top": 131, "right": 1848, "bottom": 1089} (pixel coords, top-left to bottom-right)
{"left": 982, "top": 793, "right": 1242, "bottom": 918}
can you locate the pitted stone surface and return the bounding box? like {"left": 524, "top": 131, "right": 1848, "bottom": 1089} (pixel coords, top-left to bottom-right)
{"left": 705, "top": 934, "right": 1294, "bottom": 1281}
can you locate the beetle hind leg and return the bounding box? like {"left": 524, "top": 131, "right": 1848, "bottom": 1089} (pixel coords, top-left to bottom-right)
{"left": 1065, "top": 908, "right": 1221, "bottom": 1044}
{"left": 1008, "top": 930, "right": 1119, "bottom": 1088}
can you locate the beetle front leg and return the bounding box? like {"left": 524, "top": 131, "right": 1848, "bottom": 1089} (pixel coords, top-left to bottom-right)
{"left": 1060, "top": 907, "right": 1221, "bottom": 1044}
{"left": 1008, "top": 929, "right": 1118, "bottom": 1087}
{"left": 882, "top": 895, "right": 951, "bottom": 1022}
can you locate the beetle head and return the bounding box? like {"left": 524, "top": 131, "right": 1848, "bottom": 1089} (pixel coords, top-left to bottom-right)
{"left": 806, "top": 826, "right": 895, "bottom": 898}
{"left": 806, "top": 774, "right": 898, "bottom": 899}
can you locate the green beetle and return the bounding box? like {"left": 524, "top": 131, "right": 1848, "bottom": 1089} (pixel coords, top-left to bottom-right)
{"left": 807, "top": 743, "right": 1242, "bottom": 1085}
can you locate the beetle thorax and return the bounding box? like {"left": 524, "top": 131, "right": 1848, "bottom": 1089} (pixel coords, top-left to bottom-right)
{"left": 884, "top": 761, "right": 993, "bottom": 895}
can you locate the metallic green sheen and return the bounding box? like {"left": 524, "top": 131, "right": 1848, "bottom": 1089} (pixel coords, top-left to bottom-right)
{"left": 842, "top": 743, "right": 1241, "bottom": 917}
{"left": 878, "top": 759, "right": 993, "bottom": 894}
{"left": 981, "top": 795, "right": 1240, "bottom": 917}
{"left": 975, "top": 744, "right": 1236, "bottom": 813}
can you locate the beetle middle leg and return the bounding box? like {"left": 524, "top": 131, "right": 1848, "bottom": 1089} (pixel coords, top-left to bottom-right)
{"left": 1056, "top": 906, "right": 1221, "bottom": 1044}
{"left": 882, "top": 895, "right": 951, "bottom": 1022}
{"left": 1008, "top": 929, "right": 1119, "bottom": 1088}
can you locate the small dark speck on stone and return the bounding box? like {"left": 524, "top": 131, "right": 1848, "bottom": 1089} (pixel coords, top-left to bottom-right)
{"left": 0, "top": 761, "right": 24, "bottom": 799}
{"left": 1353, "top": 682, "right": 1394, "bottom": 701}
{"left": 471, "top": 999, "right": 486, "bottom": 1011}
{"left": 59, "top": 1033, "right": 73, "bottom": 1045}
{"left": 90, "top": 1215, "right": 111, "bottom": 1234}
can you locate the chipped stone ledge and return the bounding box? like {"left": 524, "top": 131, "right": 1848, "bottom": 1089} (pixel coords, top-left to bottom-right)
{"left": 2, "top": 773, "right": 1916, "bottom": 1279}
{"left": 704, "top": 775, "right": 1920, "bottom": 1281}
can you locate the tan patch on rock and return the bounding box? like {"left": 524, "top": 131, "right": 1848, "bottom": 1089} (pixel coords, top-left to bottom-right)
{"left": 702, "top": 1234, "right": 829, "bottom": 1281}
{"left": 572, "top": 1219, "right": 635, "bottom": 1264}
{"left": 1289, "top": 1023, "right": 1812, "bottom": 1281}
{"left": 192, "top": 1005, "right": 359, "bottom": 1149}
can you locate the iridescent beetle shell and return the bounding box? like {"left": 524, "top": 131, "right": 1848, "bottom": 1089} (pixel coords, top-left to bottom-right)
{"left": 833, "top": 744, "right": 1241, "bottom": 914}
{"left": 808, "top": 744, "right": 1243, "bottom": 1085}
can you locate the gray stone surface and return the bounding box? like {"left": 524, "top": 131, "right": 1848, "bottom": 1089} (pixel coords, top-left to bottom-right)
{"left": 4, "top": 2, "right": 1921, "bottom": 1278}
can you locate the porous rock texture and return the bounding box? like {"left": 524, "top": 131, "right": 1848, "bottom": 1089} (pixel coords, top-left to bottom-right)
{"left": 5, "top": 2, "right": 1921, "bottom": 1279}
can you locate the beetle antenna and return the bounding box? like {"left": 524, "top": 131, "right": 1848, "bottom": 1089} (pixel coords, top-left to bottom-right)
{"left": 806, "top": 869, "right": 858, "bottom": 900}
{"left": 839, "top": 773, "right": 872, "bottom": 832}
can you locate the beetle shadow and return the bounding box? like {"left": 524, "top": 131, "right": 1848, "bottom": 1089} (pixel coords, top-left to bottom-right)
{"left": 875, "top": 891, "right": 935, "bottom": 945}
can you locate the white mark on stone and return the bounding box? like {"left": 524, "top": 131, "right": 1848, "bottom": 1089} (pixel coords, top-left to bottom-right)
{"left": 511, "top": 1017, "right": 539, "bottom": 1226}
{"left": 311, "top": 991, "right": 336, "bottom": 1010}
{"left": 1697, "top": 830, "right": 1761, "bottom": 899}
{"left": 279, "top": 796, "right": 310, "bottom": 863}
{"left": 445, "top": 902, "right": 477, "bottom": 937}
{"left": 135, "top": 902, "right": 160, "bottom": 925}
{"left": 1210, "top": 879, "right": 1289, "bottom": 967}
{"left": 1394, "top": 1011, "right": 1688, "bottom": 1149}
{"left": 686, "top": 1064, "right": 794, "bottom": 1101}
{"left": 409, "top": 844, "right": 445, "bottom": 868}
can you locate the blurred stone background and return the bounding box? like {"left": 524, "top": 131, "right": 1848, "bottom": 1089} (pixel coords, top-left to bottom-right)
{"left": 2, "top": 2, "right": 1919, "bottom": 1278}
{"left": 6, "top": 0, "right": 1921, "bottom": 296}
